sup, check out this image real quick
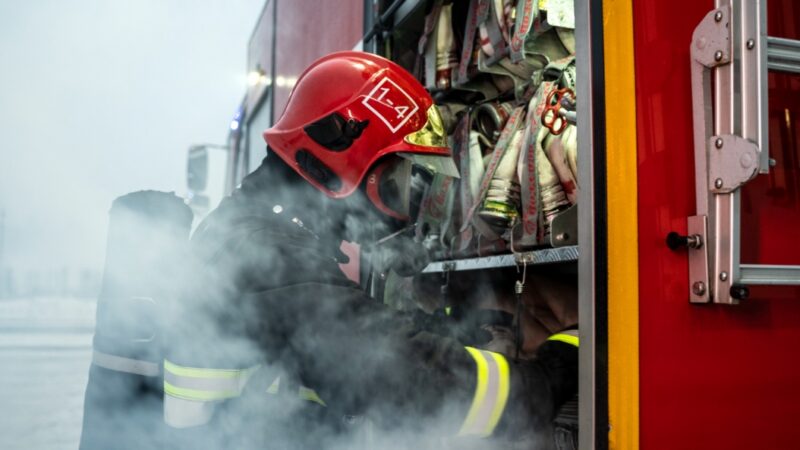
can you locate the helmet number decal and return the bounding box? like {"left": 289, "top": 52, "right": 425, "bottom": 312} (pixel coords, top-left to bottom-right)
{"left": 394, "top": 105, "right": 409, "bottom": 118}
{"left": 362, "top": 77, "right": 419, "bottom": 133}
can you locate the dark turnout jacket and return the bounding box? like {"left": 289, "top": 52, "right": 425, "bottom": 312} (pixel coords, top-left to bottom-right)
{"left": 163, "top": 161, "right": 578, "bottom": 449}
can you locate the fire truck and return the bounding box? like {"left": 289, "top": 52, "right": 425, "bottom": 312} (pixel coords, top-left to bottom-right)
{"left": 185, "top": 0, "right": 800, "bottom": 448}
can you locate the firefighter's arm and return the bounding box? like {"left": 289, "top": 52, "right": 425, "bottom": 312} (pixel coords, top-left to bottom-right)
{"left": 456, "top": 329, "right": 579, "bottom": 439}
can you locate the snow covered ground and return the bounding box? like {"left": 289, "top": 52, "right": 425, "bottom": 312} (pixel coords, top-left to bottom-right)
{"left": 0, "top": 297, "right": 96, "bottom": 450}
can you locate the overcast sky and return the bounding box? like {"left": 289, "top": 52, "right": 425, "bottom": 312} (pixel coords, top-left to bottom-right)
{"left": 0, "top": 0, "right": 263, "bottom": 273}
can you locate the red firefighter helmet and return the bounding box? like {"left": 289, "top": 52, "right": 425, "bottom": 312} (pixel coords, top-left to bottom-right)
{"left": 264, "top": 51, "right": 458, "bottom": 221}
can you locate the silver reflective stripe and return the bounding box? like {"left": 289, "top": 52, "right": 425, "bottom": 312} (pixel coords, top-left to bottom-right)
{"left": 458, "top": 347, "right": 510, "bottom": 437}
{"left": 470, "top": 350, "right": 500, "bottom": 433}
{"left": 92, "top": 350, "right": 160, "bottom": 377}
{"left": 164, "top": 370, "right": 244, "bottom": 392}
{"left": 164, "top": 395, "right": 217, "bottom": 429}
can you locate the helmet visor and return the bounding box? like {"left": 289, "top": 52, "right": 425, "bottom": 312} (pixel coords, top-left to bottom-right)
{"left": 404, "top": 105, "right": 447, "bottom": 148}
{"left": 400, "top": 105, "right": 460, "bottom": 178}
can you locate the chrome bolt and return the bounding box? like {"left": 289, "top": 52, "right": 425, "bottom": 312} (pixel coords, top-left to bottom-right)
{"left": 714, "top": 11, "right": 723, "bottom": 22}
{"left": 719, "top": 271, "right": 729, "bottom": 282}
{"left": 715, "top": 138, "right": 723, "bottom": 149}
{"left": 714, "top": 178, "right": 724, "bottom": 189}
{"left": 769, "top": 158, "right": 777, "bottom": 167}
{"left": 746, "top": 39, "right": 755, "bottom": 50}
{"left": 379, "top": 272, "right": 387, "bottom": 280}
{"left": 686, "top": 234, "right": 703, "bottom": 249}
{"left": 693, "top": 281, "right": 707, "bottom": 296}
{"left": 714, "top": 50, "right": 723, "bottom": 61}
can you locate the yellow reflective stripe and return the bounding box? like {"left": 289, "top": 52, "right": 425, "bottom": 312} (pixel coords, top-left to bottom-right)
{"left": 164, "top": 359, "right": 246, "bottom": 379}
{"left": 164, "top": 381, "right": 239, "bottom": 402}
{"left": 298, "top": 386, "right": 327, "bottom": 407}
{"left": 458, "top": 347, "right": 510, "bottom": 437}
{"left": 547, "top": 332, "right": 579, "bottom": 347}
{"left": 459, "top": 347, "right": 489, "bottom": 436}
{"left": 163, "top": 359, "right": 260, "bottom": 405}
{"left": 485, "top": 351, "right": 510, "bottom": 434}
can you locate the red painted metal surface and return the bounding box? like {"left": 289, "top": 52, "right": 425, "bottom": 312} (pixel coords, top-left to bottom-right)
{"left": 634, "top": 0, "right": 800, "bottom": 448}
{"left": 273, "top": 0, "right": 363, "bottom": 121}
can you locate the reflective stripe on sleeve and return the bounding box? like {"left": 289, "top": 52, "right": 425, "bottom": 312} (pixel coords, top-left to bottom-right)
{"left": 298, "top": 386, "right": 327, "bottom": 407}
{"left": 92, "top": 350, "right": 160, "bottom": 377}
{"left": 163, "top": 360, "right": 259, "bottom": 401}
{"left": 458, "top": 347, "right": 510, "bottom": 437}
{"left": 547, "top": 329, "right": 579, "bottom": 347}
{"left": 163, "top": 359, "right": 261, "bottom": 428}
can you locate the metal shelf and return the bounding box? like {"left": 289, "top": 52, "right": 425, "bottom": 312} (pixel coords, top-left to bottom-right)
{"left": 422, "top": 245, "right": 579, "bottom": 273}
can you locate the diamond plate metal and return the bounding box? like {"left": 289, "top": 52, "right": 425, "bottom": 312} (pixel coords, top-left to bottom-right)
{"left": 421, "top": 245, "right": 579, "bottom": 273}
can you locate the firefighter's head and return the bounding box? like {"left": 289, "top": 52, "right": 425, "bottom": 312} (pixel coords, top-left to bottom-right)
{"left": 263, "top": 51, "right": 458, "bottom": 225}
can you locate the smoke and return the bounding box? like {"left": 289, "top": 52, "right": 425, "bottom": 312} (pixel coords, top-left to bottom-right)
{"left": 0, "top": 3, "right": 578, "bottom": 447}
{"left": 74, "top": 150, "right": 578, "bottom": 449}
{"left": 0, "top": 1, "right": 264, "bottom": 449}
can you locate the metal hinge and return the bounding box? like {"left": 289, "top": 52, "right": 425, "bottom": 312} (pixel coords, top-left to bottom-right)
{"left": 707, "top": 134, "right": 759, "bottom": 194}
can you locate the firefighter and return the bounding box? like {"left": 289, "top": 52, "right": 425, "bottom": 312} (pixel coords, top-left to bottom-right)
{"left": 163, "top": 51, "right": 577, "bottom": 449}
